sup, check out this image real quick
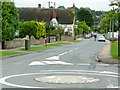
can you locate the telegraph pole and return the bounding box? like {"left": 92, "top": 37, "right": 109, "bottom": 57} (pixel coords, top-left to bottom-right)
{"left": 48, "top": 2, "right": 50, "bottom": 43}
{"left": 118, "top": 3, "right": 120, "bottom": 56}
{"left": 112, "top": 7, "right": 115, "bottom": 42}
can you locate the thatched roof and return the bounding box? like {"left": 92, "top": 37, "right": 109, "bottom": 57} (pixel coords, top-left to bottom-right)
{"left": 18, "top": 8, "right": 74, "bottom": 24}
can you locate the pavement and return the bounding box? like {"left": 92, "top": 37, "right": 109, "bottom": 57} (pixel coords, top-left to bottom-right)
{"left": 96, "top": 40, "right": 119, "bottom": 64}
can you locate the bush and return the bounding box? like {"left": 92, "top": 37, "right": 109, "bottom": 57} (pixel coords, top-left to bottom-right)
{"left": 56, "top": 34, "right": 60, "bottom": 41}
{"left": 19, "top": 21, "right": 37, "bottom": 38}
{"left": 19, "top": 21, "right": 46, "bottom": 39}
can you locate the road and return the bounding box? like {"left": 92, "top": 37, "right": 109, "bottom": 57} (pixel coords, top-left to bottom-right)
{"left": 0, "top": 37, "right": 119, "bottom": 89}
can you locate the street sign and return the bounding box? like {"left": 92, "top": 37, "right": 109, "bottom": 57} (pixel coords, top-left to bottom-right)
{"left": 73, "top": 25, "right": 78, "bottom": 28}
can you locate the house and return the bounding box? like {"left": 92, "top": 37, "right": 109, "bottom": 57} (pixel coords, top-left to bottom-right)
{"left": 18, "top": 4, "right": 75, "bottom": 36}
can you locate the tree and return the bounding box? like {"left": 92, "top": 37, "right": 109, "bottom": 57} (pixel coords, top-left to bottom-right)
{"left": 19, "top": 21, "right": 46, "bottom": 39}
{"left": 19, "top": 21, "right": 37, "bottom": 38}
{"left": 1, "top": 2, "right": 20, "bottom": 49}
{"left": 77, "top": 8, "right": 94, "bottom": 28}
{"left": 78, "top": 21, "right": 89, "bottom": 35}
{"left": 100, "top": 10, "right": 119, "bottom": 33}
{"left": 35, "top": 21, "right": 46, "bottom": 38}
{"left": 58, "top": 6, "right": 65, "bottom": 9}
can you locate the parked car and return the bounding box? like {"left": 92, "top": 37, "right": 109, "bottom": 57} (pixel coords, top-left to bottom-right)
{"left": 85, "top": 34, "right": 91, "bottom": 39}
{"left": 98, "top": 36, "right": 106, "bottom": 42}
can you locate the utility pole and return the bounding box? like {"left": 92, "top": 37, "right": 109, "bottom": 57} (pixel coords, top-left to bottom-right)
{"left": 3, "top": 0, "right": 6, "bottom": 6}
{"left": 112, "top": 7, "right": 115, "bottom": 42}
{"left": 109, "top": 20, "right": 112, "bottom": 40}
{"left": 48, "top": 2, "right": 50, "bottom": 43}
{"left": 54, "top": 2, "right": 55, "bottom": 8}
{"left": 118, "top": 3, "right": 120, "bottom": 56}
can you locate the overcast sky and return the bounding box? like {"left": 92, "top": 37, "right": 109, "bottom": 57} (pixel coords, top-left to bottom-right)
{"left": 14, "top": 0, "right": 112, "bottom": 11}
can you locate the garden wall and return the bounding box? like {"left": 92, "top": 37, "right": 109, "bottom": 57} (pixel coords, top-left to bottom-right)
{"left": 3, "top": 36, "right": 56, "bottom": 49}
{"left": 61, "top": 36, "right": 74, "bottom": 41}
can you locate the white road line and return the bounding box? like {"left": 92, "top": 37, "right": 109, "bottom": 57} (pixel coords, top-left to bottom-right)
{"left": 46, "top": 56, "right": 59, "bottom": 60}
{"left": 59, "top": 52, "right": 68, "bottom": 56}
{"left": 96, "top": 64, "right": 110, "bottom": 66}
{"left": 0, "top": 72, "right": 119, "bottom": 88}
{"left": 45, "top": 51, "right": 68, "bottom": 60}
{"left": 77, "top": 63, "right": 90, "bottom": 66}
{"left": 42, "top": 61, "right": 73, "bottom": 65}
{"left": 0, "top": 73, "right": 44, "bottom": 88}
{"left": 29, "top": 61, "right": 45, "bottom": 66}
{"left": 29, "top": 61, "right": 73, "bottom": 66}
{"left": 100, "top": 71, "right": 118, "bottom": 74}
{"left": 0, "top": 71, "right": 119, "bottom": 88}
{"left": 69, "top": 50, "right": 73, "bottom": 52}
{"left": 107, "top": 84, "right": 120, "bottom": 88}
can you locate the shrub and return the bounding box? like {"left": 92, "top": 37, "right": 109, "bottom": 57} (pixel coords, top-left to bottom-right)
{"left": 19, "top": 21, "right": 46, "bottom": 39}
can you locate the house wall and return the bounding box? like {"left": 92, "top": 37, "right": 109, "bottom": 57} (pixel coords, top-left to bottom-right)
{"left": 59, "top": 24, "right": 74, "bottom": 36}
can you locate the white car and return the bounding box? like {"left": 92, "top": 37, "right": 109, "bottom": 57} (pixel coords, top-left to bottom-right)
{"left": 98, "top": 36, "right": 106, "bottom": 42}
{"left": 85, "top": 34, "right": 91, "bottom": 39}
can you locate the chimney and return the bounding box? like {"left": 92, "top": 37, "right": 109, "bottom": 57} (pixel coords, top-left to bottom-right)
{"left": 73, "top": 3, "right": 75, "bottom": 8}
{"left": 38, "top": 4, "right": 41, "bottom": 8}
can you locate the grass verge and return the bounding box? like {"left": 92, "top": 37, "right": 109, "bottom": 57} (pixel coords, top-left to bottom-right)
{"left": 21, "top": 46, "right": 51, "bottom": 51}
{"left": 0, "top": 51, "right": 23, "bottom": 56}
{"left": 69, "top": 40, "right": 80, "bottom": 42}
{"left": 111, "top": 41, "right": 120, "bottom": 59}
{"left": 21, "top": 42, "right": 71, "bottom": 51}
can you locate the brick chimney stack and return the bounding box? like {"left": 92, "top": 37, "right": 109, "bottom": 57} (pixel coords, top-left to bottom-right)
{"left": 38, "top": 4, "right": 41, "bottom": 8}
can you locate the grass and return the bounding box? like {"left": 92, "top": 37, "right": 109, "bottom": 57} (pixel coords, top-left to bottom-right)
{"left": 21, "top": 46, "right": 51, "bottom": 51}
{"left": 69, "top": 40, "right": 80, "bottom": 42}
{"left": 47, "top": 43, "right": 61, "bottom": 47}
{"left": 2, "top": 40, "right": 80, "bottom": 56}
{"left": 111, "top": 41, "right": 120, "bottom": 59}
{"left": 0, "top": 51, "right": 23, "bottom": 56}
{"left": 55, "top": 42, "right": 71, "bottom": 45}
{"left": 21, "top": 42, "right": 71, "bottom": 51}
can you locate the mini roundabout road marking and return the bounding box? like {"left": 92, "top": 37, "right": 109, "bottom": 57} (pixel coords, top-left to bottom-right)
{"left": 0, "top": 70, "right": 119, "bottom": 88}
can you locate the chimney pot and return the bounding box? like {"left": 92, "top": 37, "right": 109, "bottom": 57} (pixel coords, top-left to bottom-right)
{"left": 38, "top": 4, "right": 41, "bottom": 8}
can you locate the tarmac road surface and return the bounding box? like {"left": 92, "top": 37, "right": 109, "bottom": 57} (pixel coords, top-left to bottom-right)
{"left": 0, "top": 37, "right": 119, "bottom": 89}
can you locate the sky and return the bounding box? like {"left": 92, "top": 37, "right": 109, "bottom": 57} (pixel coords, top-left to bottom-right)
{"left": 13, "top": 0, "right": 112, "bottom": 11}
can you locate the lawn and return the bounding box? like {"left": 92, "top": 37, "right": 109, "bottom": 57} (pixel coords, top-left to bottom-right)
{"left": 21, "top": 42, "right": 71, "bottom": 51}
{"left": 111, "top": 41, "right": 120, "bottom": 59}
{"left": 21, "top": 46, "right": 51, "bottom": 51}
{"left": 0, "top": 51, "right": 23, "bottom": 56}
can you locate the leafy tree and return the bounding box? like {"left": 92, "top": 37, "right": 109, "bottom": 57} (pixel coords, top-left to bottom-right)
{"left": 1, "top": 2, "right": 20, "bottom": 49}
{"left": 99, "top": 29, "right": 106, "bottom": 34}
{"left": 100, "top": 10, "right": 118, "bottom": 33}
{"left": 0, "top": 2, "right": 2, "bottom": 42}
{"left": 19, "top": 21, "right": 37, "bottom": 38}
{"left": 77, "top": 8, "right": 94, "bottom": 28}
{"left": 50, "top": 26, "right": 64, "bottom": 41}
{"left": 50, "top": 6, "right": 54, "bottom": 8}
{"left": 58, "top": 6, "right": 65, "bottom": 9}
{"left": 78, "top": 21, "right": 89, "bottom": 34}
{"left": 35, "top": 21, "right": 46, "bottom": 38}
{"left": 19, "top": 21, "right": 46, "bottom": 39}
